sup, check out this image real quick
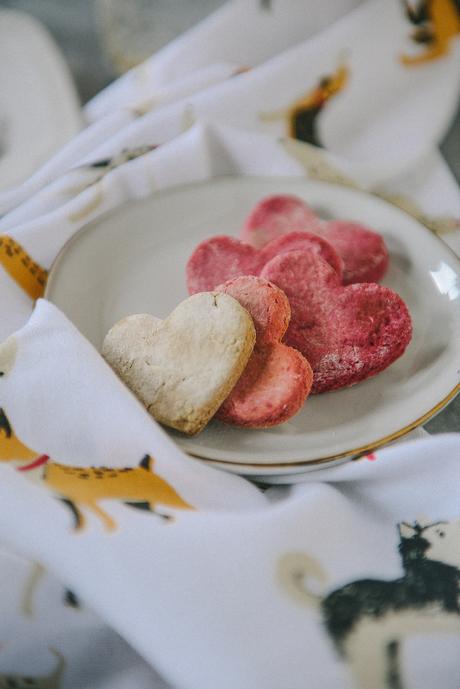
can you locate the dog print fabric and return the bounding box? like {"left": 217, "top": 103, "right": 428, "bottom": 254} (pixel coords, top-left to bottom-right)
{"left": 0, "top": 237, "right": 47, "bottom": 301}
{"left": 260, "top": 62, "right": 349, "bottom": 147}
{"left": 0, "top": 408, "right": 192, "bottom": 531}
{"left": 0, "top": 649, "right": 65, "bottom": 689}
{"left": 279, "top": 519, "right": 460, "bottom": 689}
{"left": 401, "top": 0, "right": 460, "bottom": 64}
{"left": 0, "top": 1, "right": 458, "bottom": 688}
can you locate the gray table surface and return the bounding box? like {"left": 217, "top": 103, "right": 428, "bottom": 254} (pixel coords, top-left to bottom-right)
{"left": 2, "top": 0, "right": 459, "bottom": 433}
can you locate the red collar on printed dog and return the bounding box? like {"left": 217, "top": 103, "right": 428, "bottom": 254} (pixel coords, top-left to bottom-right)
{"left": 17, "top": 455, "right": 50, "bottom": 472}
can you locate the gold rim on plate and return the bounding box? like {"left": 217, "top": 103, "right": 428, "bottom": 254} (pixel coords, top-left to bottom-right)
{"left": 189, "top": 384, "right": 460, "bottom": 469}
{"left": 44, "top": 175, "right": 460, "bottom": 471}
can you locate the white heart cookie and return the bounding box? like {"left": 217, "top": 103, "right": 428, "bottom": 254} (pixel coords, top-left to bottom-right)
{"left": 102, "top": 293, "right": 256, "bottom": 435}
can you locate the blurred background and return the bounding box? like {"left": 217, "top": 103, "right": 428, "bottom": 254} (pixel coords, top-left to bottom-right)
{"left": 0, "top": 0, "right": 459, "bottom": 185}
{"left": 1, "top": 0, "right": 225, "bottom": 100}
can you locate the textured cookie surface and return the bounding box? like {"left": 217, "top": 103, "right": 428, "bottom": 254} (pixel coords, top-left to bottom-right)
{"left": 261, "top": 251, "right": 412, "bottom": 393}
{"left": 240, "top": 195, "right": 319, "bottom": 248}
{"left": 317, "top": 220, "right": 388, "bottom": 284}
{"left": 215, "top": 276, "right": 313, "bottom": 427}
{"left": 186, "top": 231, "right": 342, "bottom": 295}
{"left": 102, "top": 293, "right": 256, "bottom": 435}
{"left": 240, "top": 194, "right": 389, "bottom": 284}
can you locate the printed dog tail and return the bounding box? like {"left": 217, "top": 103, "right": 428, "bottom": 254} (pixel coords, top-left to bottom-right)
{"left": 20, "top": 561, "right": 46, "bottom": 618}
{"left": 277, "top": 552, "right": 327, "bottom": 608}
{"left": 48, "top": 648, "right": 66, "bottom": 688}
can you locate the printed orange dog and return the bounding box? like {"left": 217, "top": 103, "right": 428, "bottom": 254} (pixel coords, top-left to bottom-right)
{"left": 401, "top": 0, "right": 460, "bottom": 64}
{"left": 260, "top": 62, "right": 349, "bottom": 147}
{"left": 0, "top": 236, "right": 48, "bottom": 300}
{"left": 0, "top": 408, "right": 192, "bottom": 531}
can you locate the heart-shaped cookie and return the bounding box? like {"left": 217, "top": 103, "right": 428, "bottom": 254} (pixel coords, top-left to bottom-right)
{"left": 241, "top": 194, "right": 389, "bottom": 284}
{"left": 102, "top": 293, "right": 256, "bottom": 435}
{"left": 260, "top": 251, "right": 412, "bottom": 393}
{"left": 215, "top": 276, "right": 313, "bottom": 427}
{"left": 241, "top": 194, "right": 320, "bottom": 248}
{"left": 186, "top": 231, "right": 342, "bottom": 295}
{"left": 317, "top": 220, "right": 389, "bottom": 284}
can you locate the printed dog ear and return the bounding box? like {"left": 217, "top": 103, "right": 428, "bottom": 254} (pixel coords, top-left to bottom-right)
{"left": 139, "top": 454, "right": 154, "bottom": 471}
{"left": 398, "top": 522, "right": 418, "bottom": 539}
{"left": 415, "top": 514, "right": 430, "bottom": 528}
{"left": 0, "top": 336, "right": 17, "bottom": 378}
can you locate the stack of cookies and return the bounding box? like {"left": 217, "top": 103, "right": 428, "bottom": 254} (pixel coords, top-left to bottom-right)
{"left": 103, "top": 194, "right": 412, "bottom": 435}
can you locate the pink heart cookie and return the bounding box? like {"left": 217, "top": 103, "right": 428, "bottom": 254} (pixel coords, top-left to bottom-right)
{"left": 241, "top": 194, "right": 320, "bottom": 248}
{"left": 216, "top": 276, "right": 313, "bottom": 428}
{"left": 186, "top": 231, "right": 342, "bottom": 295}
{"left": 241, "top": 194, "right": 389, "bottom": 284}
{"left": 318, "top": 220, "right": 389, "bottom": 285}
{"left": 260, "top": 250, "right": 412, "bottom": 393}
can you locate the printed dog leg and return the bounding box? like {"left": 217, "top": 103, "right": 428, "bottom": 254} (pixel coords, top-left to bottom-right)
{"left": 59, "top": 498, "right": 87, "bottom": 532}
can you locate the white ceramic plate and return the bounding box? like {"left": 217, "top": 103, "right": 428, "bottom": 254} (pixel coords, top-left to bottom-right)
{"left": 0, "top": 9, "right": 82, "bottom": 191}
{"left": 45, "top": 177, "right": 460, "bottom": 473}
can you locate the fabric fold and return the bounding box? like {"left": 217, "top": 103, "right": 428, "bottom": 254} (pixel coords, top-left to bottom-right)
{"left": 0, "top": 0, "right": 459, "bottom": 687}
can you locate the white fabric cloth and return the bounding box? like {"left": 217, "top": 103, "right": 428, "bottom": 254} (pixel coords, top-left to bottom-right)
{"left": 0, "top": 1, "right": 459, "bottom": 687}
